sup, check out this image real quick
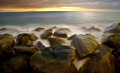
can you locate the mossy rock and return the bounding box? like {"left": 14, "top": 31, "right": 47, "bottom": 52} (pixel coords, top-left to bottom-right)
{"left": 71, "top": 34, "right": 98, "bottom": 60}
{"left": 0, "top": 34, "right": 15, "bottom": 60}
{"left": 0, "top": 55, "right": 30, "bottom": 73}
{"left": 17, "top": 33, "right": 38, "bottom": 45}
{"left": 103, "top": 34, "right": 120, "bottom": 47}
{"left": 53, "top": 28, "right": 71, "bottom": 38}
{"left": 47, "top": 37, "right": 65, "bottom": 47}
{"left": 30, "top": 46, "right": 77, "bottom": 73}
{"left": 79, "top": 52, "right": 120, "bottom": 73}
{"left": 40, "top": 31, "right": 53, "bottom": 39}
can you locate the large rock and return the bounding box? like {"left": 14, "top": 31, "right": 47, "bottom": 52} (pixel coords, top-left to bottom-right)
{"left": 112, "top": 47, "right": 120, "bottom": 62}
{"left": 14, "top": 45, "right": 38, "bottom": 54}
{"left": 0, "top": 34, "right": 15, "bottom": 60}
{"left": 53, "top": 28, "right": 71, "bottom": 38}
{"left": 40, "top": 31, "right": 53, "bottom": 39}
{"left": 34, "top": 27, "right": 45, "bottom": 31}
{"left": 29, "top": 33, "right": 38, "bottom": 41}
{"left": 36, "top": 41, "right": 45, "bottom": 50}
{"left": 17, "top": 33, "right": 38, "bottom": 45}
{"left": 103, "top": 34, "right": 120, "bottom": 47}
{"left": 104, "top": 23, "right": 120, "bottom": 33}
{"left": 88, "top": 26, "right": 101, "bottom": 31}
{"left": 71, "top": 34, "right": 98, "bottom": 59}
{"left": 79, "top": 52, "right": 120, "bottom": 73}
{"left": 47, "top": 37, "right": 65, "bottom": 46}
{"left": 67, "top": 34, "right": 77, "bottom": 40}
{"left": 30, "top": 46, "right": 77, "bottom": 73}
{"left": 0, "top": 55, "right": 30, "bottom": 73}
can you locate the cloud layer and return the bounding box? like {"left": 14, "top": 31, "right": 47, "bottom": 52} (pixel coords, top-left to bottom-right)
{"left": 0, "top": 0, "right": 120, "bottom": 9}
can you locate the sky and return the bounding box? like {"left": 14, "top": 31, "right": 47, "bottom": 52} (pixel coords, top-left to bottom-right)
{"left": 0, "top": 0, "right": 120, "bottom": 12}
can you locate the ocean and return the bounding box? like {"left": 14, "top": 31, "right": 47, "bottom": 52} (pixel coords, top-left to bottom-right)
{"left": 0, "top": 11, "right": 120, "bottom": 46}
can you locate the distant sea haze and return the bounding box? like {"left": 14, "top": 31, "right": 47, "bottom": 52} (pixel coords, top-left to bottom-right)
{"left": 0, "top": 11, "right": 120, "bottom": 26}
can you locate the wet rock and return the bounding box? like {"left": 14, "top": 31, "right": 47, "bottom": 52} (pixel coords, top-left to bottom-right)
{"left": 81, "top": 26, "right": 87, "bottom": 30}
{"left": 28, "top": 33, "right": 38, "bottom": 41}
{"left": 36, "top": 41, "right": 45, "bottom": 50}
{"left": 47, "top": 37, "right": 65, "bottom": 46}
{"left": 14, "top": 45, "right": 38, "bottom": 54}
{"left": 112, "top": 47, "right": 120, "bottom": 62}
{"left": 88, "top": 26, "right": 101, "bottom": 31}
{"left": 40, "top": 31, "right": 53, "bottom": 39}
{"left": 103, "top": 34, "right": 120, "bottom": 47}
{"left": 53, "top": 28, "right": 71, "bottom": 38}
{"left": 50, "top": 26, "right": 57, "bottom": 29}
{"left": 67, "top": 34, "right": 77, "bottom": 40}
{"left": 45, "top": 29, "right": 53, "bottom": 32}
{"left": 71, "top": 34, "right": 98, "bottom": 59}
{"left": 104, "top": 23, "right": 120, "bottom": 33}
{"left": 17, "top": 33, "right": 38, "bottom": 45}
{"left": 79, "top": 52, "right": 119, "bottom": 73}
{"left": 30, "top": 46, "right": 77, "bottom": 73}
{"left": 0, "top": 55, "right": 30, "bottom": 73}
{"left": 34, "top": 27, "right": 45, "bottom": 31}
{"left": 0, "top": 34, "right": 15, "bottom": 60}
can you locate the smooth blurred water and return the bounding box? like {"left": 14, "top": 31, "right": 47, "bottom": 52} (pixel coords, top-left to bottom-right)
{"left": 0, "top": 11, "right": 120, "bottom": 27}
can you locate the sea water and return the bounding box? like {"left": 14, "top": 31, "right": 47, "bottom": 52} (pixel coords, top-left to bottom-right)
{"left": 0, "top": 11, "right": 120, "bottom": 45}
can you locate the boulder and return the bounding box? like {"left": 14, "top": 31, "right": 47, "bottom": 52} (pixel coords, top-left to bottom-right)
{"left": 28, "top": 33, "right": 38, "bottom": 41}
{"left": 53, "top": 28, "right": 71, "bottom": 38}
{"left": 0, "top": 34, "right": 15, "bottom": 60}
{"left": 71, "top": 34, "right": 98, "bottom": 59}
{"left": 14, "top": 45, "right": 38, "bottom": 54}
{"left": 103, "top": 34, "right": 120, "bottom": 47}
{"left": 112, "top": 47, "right": 120, "bottom": 62}
{"left": 81, "top": 26, "right": 87, "bottom": 30}
{"left": 45, "top": 29, "right": 53, "bottom": 32}
{"left": 79, "top": 52, "right": 120, "bottom": 73}
{"left": 34, "top": 27, "right": 45, "bottom": 31}
{"left": 67, "top": 34, "right": 77, "bottom": 40}
{"left": 30, "top": 46, "right": 77, "bottom": 73}
{"left": 36, "top": 41, "right": 45, "bottom": 50}
{"left": 104, "top": 23, "right": 120, "bottom": 33}
{"left": 0, "top": 55, "right": 30, "bottom": 73}
{"left": 88, "top": 26, "right": 101, "bottom": 31}
{"left": 47, "top": 37, "right": 65, "bottom": 46}
{"left": 17, "top": 33, "right": 38, "bottom": 45}
{"left": 40, "top": 31, "right": 53, "bottom": 39}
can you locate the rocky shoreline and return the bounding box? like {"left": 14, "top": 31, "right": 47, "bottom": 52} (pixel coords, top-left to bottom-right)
{"left": 0, "top": 23, "right": 120, "bottom": 73}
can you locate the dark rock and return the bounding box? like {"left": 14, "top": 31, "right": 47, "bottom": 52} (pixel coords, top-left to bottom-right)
{"left": 112, "top": 47, "right": 120, "bottom": 62}
{"left": 0, "top": 55, "right": 30, "bottom": 73}
{"left": 47, "top": 37, "right": 65, "bottom": 46}
{"left": 28, "top": 33, "right": 38, "bottom": 41}
{"left": 53, "top": 28, "right": 71, "bottom": 38}
{"left": 40, "top": 31, "right": 53, "bottom": 39}
{"left": 103, "top": 34, "right": 120, "bottom": 47}
{"left": 30, "top": 46, "right": 77, "bottom": 73}
{"left": 36, "top": 41, "right": 45, "bottom": 50}
{"left": 0, "top": 34, "right": 15, "bottom": 60}
{"left": 45, "top": 29, "right": 53, "bottom": 32}
{"left": 50, "top": 26, "right": 57, "bottom": 29}
{"left": 104, "top": 23, "right": 120, "bottom": 33}
{"left": 88, "top": 26, "right": 101, "bottom": 31}
{"left": 81, "top": 26, "right": 87, "bottom": 30}
{"left": 79, "top": 52, "right": 120, "bottom": 73}
{"left": 14, "top": 45, "right": 38, "bottom": 54}
{"left": 17, "top": 33, "right": 38, "bottom": 45}
{"left": 71, "top": 34, "right": 98, "bottom": 59}
{"left": 67, "top": 34, "right": 77, "bottom": 40}
{"left": 34, "top": 27, "right": 45, "bottom": 31}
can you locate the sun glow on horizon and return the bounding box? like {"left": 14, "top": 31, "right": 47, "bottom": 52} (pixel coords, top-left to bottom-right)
{"left": 0, "top": 7, "right": 120, "bottom": 12}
